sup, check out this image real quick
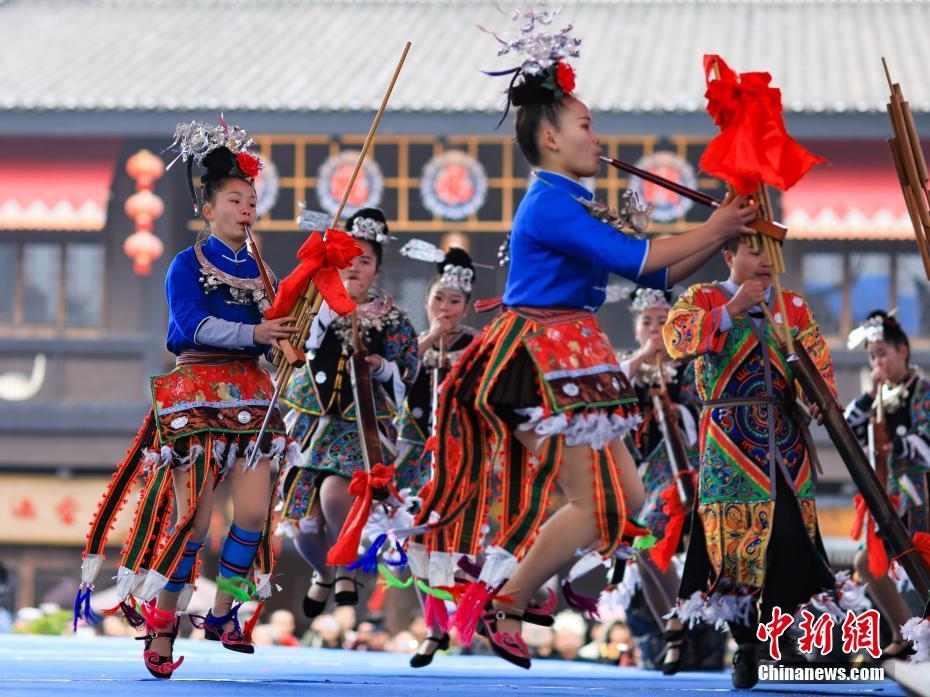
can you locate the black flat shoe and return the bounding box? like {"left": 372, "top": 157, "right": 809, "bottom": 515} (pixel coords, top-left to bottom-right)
{"left": 731, "top": 643, "right": 761, "bottom": 690}
{"left": 661, "top": 628, "right": 686, "bottom": 675}
{"left": 303, "top": 578, "right": 334, "bottom": 619}
{"left": 410, "top": 633, "right": 450, "bottom": 668}
{"left": 334, "top": 576, "right": 362, "bottom": 606}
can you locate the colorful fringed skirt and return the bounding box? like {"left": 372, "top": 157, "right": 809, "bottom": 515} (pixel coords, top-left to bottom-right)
{"left": 79, "top": 353, "right": 293, "bottom": 609}
{"left": 415, "top": 307, "right": 641, "bottom": 566}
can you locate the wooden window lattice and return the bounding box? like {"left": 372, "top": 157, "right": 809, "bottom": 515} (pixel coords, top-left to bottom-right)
{"left": 244, "top": 134, "right": 723, "bottom": 235}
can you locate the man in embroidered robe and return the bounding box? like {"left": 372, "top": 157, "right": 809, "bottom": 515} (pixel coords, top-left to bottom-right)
{"left": 663, "top": 236, "right": 837, "bottom": 688}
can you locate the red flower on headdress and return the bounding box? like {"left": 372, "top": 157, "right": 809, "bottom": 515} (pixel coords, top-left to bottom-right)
{"left": 556, "top": 62, "right": 576, "bottom": 95}
{"left": 236, "top": 151, "right": 262, "bottom": 179}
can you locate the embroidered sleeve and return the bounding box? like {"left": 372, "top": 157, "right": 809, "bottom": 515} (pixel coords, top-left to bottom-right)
{"left": 390, "top": 315, "right": 420, "bottom": 386}
{"left": 376, "top": 314, "right": 420, "bottom": 407}
{"left": 899, "top": 380, "right": 930, "bottom": 470}
{"left": 791, "top": 292, "right": 837, "bottom": 399}
{"left": 663, "top": 284, "right": 728, "bottom": 360}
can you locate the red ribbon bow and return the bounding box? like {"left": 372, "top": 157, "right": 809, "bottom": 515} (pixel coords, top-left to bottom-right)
{"left": 326, "top": 463, "right": 398, "bottom": 566}
{"left": 699, "top": 54, "right": 825, "bottom": 196}
{"left": 265, "top": 228, "right": 363, "bottom": 320}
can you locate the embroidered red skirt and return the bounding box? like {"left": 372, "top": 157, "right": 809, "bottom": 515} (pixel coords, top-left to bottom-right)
{"left": 415, "top": 307, "right": 639, "bottom": 561}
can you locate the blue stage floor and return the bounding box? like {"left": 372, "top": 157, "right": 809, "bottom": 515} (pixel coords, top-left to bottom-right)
{"left": 0, "top": 635, "right": 909, "bottom": 697}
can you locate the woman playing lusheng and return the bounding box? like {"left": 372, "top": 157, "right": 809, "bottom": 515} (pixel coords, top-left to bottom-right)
{"left": 845, "top": 311, "right": 930, "bottom": 659}
{"left": 78, "top": 121, "right": 298, "bottom": 678}
{"left": 617, "top": 288, "right": 701, "bottom": 674}
{"left": 277, "top": 208, "right": 419, "bottom": 620}
{"left": 395, "top": 246, "right": 480, "bottom": 496}
{"left": 409, "top": 15, "right": 757, "bottom": 670}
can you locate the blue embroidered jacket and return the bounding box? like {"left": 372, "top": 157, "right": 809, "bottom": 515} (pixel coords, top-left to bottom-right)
{"left": 502, "top": 171, "right": 669, "bottom": 311}
{"left": 165, "top": 235, "right": 269, "bottom": 356}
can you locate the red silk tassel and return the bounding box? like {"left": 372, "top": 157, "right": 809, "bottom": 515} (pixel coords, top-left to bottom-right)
{"left": 424, "top": 594, "right": 450, "bottom": 634}
{"left": 243, "top": 601, "right": 265, "bottom": 644}
{"left": 326, "top": 464, "right": 397, "bottom": 566}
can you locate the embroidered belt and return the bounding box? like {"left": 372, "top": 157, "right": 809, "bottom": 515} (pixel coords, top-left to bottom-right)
{"left": 508, "top": 305, "right": 594, "bottom": 326}
{"left": 176, "top": 351, "right": 260, "bottom": 367}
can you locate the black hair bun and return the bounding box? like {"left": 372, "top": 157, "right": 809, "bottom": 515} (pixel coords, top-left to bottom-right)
{"left": 511, "top": 73, "right": 558, "bottom": 108}
{"left": 438, "top": 247, "right": 475, "bottom": 276}
{"left": 200, "top": 146, "right": 237, "bottom": 182}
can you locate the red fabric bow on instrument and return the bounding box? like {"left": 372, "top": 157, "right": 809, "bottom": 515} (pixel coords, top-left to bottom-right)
{"left": 327, "top": 463, "right": 399, "bottom": 566}
{"left": 699, "top": 54, "right": 825, "bottom": 195}
{"left": 265, "top": 228, "right": 363, "bottom": 320}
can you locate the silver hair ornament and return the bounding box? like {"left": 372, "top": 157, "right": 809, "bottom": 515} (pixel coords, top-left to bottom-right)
{"left": 165, "top": 118, "right": 255, "bottom": 170}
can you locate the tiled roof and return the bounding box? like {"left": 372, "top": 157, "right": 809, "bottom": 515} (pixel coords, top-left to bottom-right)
{"left": 2, "top": 0, "right": 929, "bottom": 114}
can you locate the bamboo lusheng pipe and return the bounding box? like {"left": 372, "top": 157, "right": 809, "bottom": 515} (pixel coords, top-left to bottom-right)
{"left": 244, "top": 42, "right": 412, "bottom": 469}
{"left": 652, "top": 354, "right": 695, "bottom": 510}
{"left": 598, "top": 155, "right": 787, "bottom": 243}
{"left": 243, "top": 225, "right": 305, "bottom": 368}
{"left": 269, "top": 41, "right": 412, "bottom": 390}
{"left": 883, "top": 57, "right": 930, "bottom": 279}
{"left": 870, "top": 380, "right": 891, "bottom": 488}
{"left": 349, "top": 312, "right": 383, "bottom": 475}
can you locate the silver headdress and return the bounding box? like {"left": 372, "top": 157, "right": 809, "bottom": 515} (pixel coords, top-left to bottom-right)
{"left": 400, "top": 239, "right": 477, "bottom": 295}
{"left": 164, "top": 115, "right": 262, "bottom": 215}
{"left": 350, "top": 216, "right": 390, "bottom": 245}
{"left": 847, "top": 315, "right": 888, "bottom": 350}
{"left": 631, "top": 288, "right": 672, "bottom": 314}
{"left": 484, "top": 5, "right": 581, "bottom": 79}
{"left": 482, "top": 4, "right": 582, "bottom": 125}
{"left": 165, "top": 118, "right": 256, "bottom": 169}
{"left": 297, "top": 205, "right": 332, "bottom": 233}
{"left": 438, "top": 265, "right": 475, "bottom": 295}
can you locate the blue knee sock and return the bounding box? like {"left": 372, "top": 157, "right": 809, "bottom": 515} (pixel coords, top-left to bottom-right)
{"left": 165, "top": 539, "right": 203, "bottom": 592}
{"left": 218, "top": 524, "right": 263, "bottom": 579}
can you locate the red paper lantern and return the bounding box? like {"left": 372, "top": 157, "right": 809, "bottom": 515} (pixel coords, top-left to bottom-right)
{"left": 125, "top": 149, "right": 165, "bottom": 189}
{"left": 124, "top": 190, "right": 164, "bottom": 232}
{"left": 123, "top": 229, "right": 164, "bottom": 276}
{"left": 124, "top": 150, "right": 166, "bottom": 275}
